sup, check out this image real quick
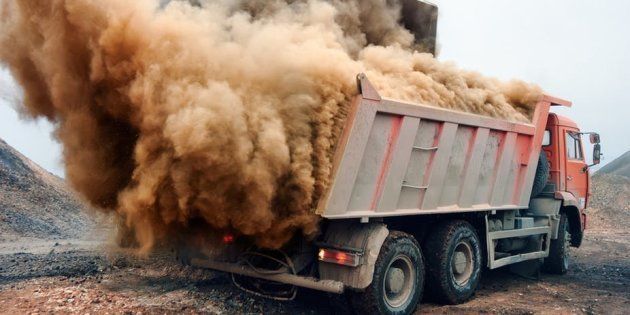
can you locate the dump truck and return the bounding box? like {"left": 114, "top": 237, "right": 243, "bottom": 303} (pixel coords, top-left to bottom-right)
{"left": 179, "top": 1, "right": 602, "bottom": 314}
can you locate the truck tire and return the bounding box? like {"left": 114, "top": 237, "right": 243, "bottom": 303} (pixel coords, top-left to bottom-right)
{"left": 424, "top": 220, "right": 482, "bottom": 305}
{"left": 531, "top": 152, "right": 550, "bottom": 198}
{"left": 543, "top": 213, "right": 569, "bottom": 275}
{"left": 351, "top": 231, "right": 424, "bottom": 315}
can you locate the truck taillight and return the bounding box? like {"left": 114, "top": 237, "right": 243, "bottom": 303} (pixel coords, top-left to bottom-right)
{"left": 318, "top": 248, "right": 360, "bottom": 267}
{"left": 222, "top": 234, "right": 235, "bottom": 244}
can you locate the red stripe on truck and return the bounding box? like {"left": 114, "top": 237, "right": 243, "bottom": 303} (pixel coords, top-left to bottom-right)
{"left": 370, "top": 115, "right": 403, "bottom": 210}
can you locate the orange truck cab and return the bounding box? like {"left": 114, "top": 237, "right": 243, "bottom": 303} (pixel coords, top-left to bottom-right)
{"left": 542, "top": 110, "right": 602, "bottom": 247}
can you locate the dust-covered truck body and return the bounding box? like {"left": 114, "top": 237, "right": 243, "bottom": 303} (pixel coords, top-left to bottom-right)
{"left": 318, "top": 74, "right": 549, "bottom": 219}
{"left": 185, "top": 74, "right": 600, "bottom": 314}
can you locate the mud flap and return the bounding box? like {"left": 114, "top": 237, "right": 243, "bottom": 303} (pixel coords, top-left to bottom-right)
{"left": 509, "top": 259, "right": 542, "bottom": 280}
{"left": 318, "top": 221, "right": 389, "bottom": 290}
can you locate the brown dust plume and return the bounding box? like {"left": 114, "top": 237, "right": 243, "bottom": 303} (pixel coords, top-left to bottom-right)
{"left": 0, "top": 0, "right": 542, "bottom": 251}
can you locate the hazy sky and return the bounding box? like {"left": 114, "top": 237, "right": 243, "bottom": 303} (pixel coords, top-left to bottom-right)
{"left": 431, "top": 0, "right": 630, "bottom": 168}
{"left": 1, "top": 0, "right": 629, "bottom": 177}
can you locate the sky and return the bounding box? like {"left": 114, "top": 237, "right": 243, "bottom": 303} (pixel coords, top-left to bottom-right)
{"left": 431, "top": 0, "right": 630, "bottom": 167}
{"left": 0, "top": 0, "right": 629, "bottom": 177}
{"left": 0, "top": 68, "right": 64, "bottom": 175}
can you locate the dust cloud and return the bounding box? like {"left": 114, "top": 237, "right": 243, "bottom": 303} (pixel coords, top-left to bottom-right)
{"left": 0, "top": 0, "right": 541, "bottom": 251}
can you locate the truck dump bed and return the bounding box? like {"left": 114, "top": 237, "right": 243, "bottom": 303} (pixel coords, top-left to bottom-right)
{"left": 317, "top": 74, "right": 555, "bottom": 219}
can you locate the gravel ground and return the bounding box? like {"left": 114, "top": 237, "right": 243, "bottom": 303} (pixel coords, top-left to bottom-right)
{"left": 0, "top": 240, "right": 326, "bottom": 314}
{"left": 0, "top": 229, "right": 628, "bottom": 315}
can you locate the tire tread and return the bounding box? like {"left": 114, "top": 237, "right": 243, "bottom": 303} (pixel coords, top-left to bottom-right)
{"left": 350, "top": 231, "right": 424, "bottom": 315}
{"left": 543, "top": 214, "right": 569, "bottom": 274}
{"left": 531, "top": 152, "right": 550, "bottom": 198}
{"left": 423, "top": 220, "right": 482, "bottom": 305}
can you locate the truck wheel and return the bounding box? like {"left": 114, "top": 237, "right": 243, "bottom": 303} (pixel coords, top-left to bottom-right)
{"left": 543, "top": 213, "right": 569, "bottom": 274}
{"left": 531, "top": 152, "right": 550, "bottom": 198}
{"left": 351, "top": 231, "right": 424, "bottom": 315}
{"left": 424, "top": 220, "right": 482, "bottom": 305}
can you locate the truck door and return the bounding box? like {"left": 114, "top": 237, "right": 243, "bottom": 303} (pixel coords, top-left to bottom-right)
{"left": 564, "top": 130, "right": 588, "bottom": 209}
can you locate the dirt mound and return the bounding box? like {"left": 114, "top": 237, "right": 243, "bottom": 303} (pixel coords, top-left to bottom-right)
{"left": 0, "top": 138, "right": 94, "bottom": 240}
{"left": 596, "top": 150, "right": 630, "bottom": 178}
{"left": 587, "top": 173, "right": 630, "bottom": 230}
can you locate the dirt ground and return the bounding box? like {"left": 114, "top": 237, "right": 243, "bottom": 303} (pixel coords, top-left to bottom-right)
{"left": 0, "top": 227, "right": 628, "bottom": 315}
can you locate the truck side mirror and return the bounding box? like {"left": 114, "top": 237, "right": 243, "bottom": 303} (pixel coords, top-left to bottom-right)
{"left": 589, "top": 133, "right": 600, "bottom": 144}
{"left": 593, "top": 144, "right": 602, "bottom": 165}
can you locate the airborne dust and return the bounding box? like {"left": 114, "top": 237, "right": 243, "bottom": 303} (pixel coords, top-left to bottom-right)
{"left": 0, "top": 0, "right": 542, "bottom": 252}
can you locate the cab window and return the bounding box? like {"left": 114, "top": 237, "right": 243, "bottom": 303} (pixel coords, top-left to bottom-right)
{"left": 542, "top": 130, "right": 551, "bottom": 146}
{"left": 565, "top": 132, "right": 583, "bottom": 160}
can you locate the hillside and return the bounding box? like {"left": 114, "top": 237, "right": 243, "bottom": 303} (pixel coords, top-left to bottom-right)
{"left": 588, "top": 150, "right": 630, "bottom": 230}
{"left": 0, "top": 138, "right": 94, "bottom": 240}
{"left": 596, "top": 150, "right": 630, "bottom": 178}
{"left": 588, "top": 174, "right": 630, "bottom": 230}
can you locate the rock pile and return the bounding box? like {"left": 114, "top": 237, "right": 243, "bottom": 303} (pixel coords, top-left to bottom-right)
{"left": 588, "top": 172, "right": 630, "bottom": 230}
{"left": 0, "top": 138, "right": 94, "bottom": 240}
{"left": 596, "top": 151, "right": 630, "bottom": 178}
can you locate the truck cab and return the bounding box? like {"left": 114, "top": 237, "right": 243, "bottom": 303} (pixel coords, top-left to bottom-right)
{"left": 542, "top": 113, "right": 601, "bottom": 246}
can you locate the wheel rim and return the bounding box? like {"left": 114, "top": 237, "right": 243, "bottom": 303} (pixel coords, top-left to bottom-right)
{"left": 451, "top": 241, "right": 474, "bottom": 286}
{"left": 383, "top": 254, "right": 415, "bottom": 308}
